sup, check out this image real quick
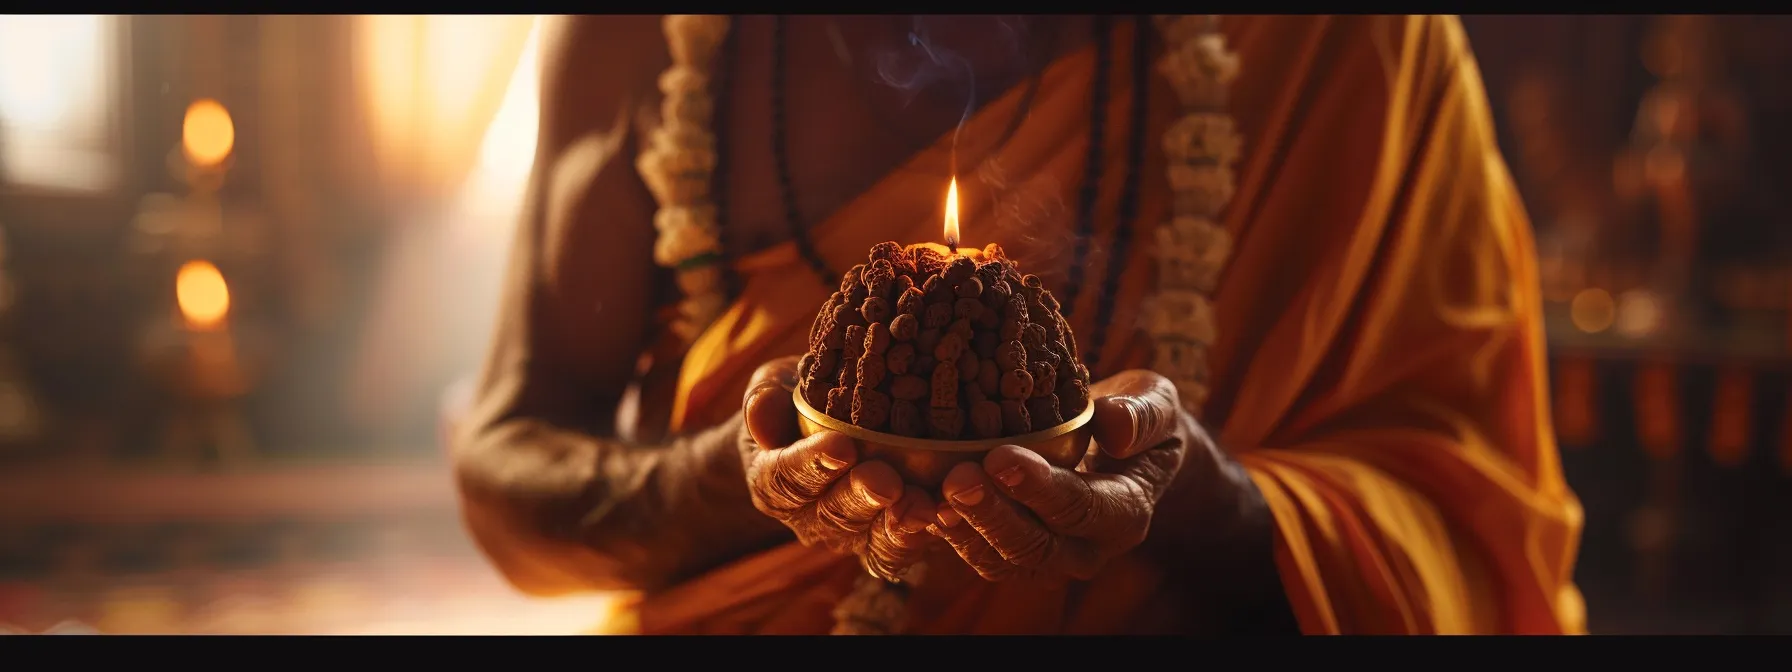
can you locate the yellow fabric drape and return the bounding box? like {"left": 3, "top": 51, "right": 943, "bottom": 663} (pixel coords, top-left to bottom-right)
{"left": 623, "top": 15, "right": 1583, "bottom": 635}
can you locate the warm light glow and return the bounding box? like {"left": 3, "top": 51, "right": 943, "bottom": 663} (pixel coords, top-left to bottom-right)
{"left": 1570, "top": 288, "right": 1616, "bottom": 334}
{"left": 0, "top": 15, "right": 120, "bottom": 191}
{"left": 182, "top": 99, "right": 235, "bottom": 168}
{"left": 944, "top": 177, "right": 960, "bottom": 248}
{"left": 176, "top": 260, "right": 231, "bottom": 330}
{"left": 1616, "top": 290, "right": 1664, "bottom": 338}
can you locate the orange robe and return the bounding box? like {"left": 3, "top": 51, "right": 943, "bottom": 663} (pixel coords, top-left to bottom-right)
{"left": 607, "top": 14, "right": 1584, "bottom": 634}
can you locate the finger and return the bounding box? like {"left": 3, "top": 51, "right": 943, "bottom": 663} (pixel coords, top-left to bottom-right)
{"left": 928, "top": 503, "right": 1020, "bottom": 582}
{"left": 744, "top": 356, "right": 803, "bottom": 450}
{"left": 1090, "top": 370, "right": 1182, "bottom": 460}
{"left": 1082, "top": 410, "right": 1197, "bottom": 505}
{"left": 810, "top": 460, "right": 904, "bottom": 539}
{"left": 747, "top": 430, "right": 856, "bottom": 517}
{"left": 982, "top": 445, "right": 1103, "bottom": 537}
{"left": 862, "top": 486, "right": 938, "bottom": 582}
{"left": 942, "top": 462, "right": 1096, "bottom": 579}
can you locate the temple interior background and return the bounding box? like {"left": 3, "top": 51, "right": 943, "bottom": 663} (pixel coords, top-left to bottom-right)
{"left": 0, "top": 14, "right": 1787, "bottom": 634}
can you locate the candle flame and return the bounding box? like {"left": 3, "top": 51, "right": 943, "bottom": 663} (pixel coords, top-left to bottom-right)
{"left": 176, "top": 260, "right": 230, "bottom": 330}
{"left": 182, "top": 99, "right": 235, "bottom": 168}
{"left": 944, "top": 177, "right": 959, "bottom": 248}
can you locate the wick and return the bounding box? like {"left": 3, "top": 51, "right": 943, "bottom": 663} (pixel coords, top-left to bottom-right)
{"left": 944, "top": 234, "right": 958, "bottom": 250}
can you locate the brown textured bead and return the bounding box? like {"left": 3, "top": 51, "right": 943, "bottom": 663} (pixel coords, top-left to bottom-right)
{"left": 914, "top": 247, "right": 949, "bottom": 277}
{"left": 944, "top": 257, "right": 976, "bottom": 284}
{"left": 999, "top": 318, "right": 1024, "bottom": 341}
{"left": 821, "top": 322, "right": 845, "bottom": 350}
{"left": 1027, "top": 395, "right": 1063, "bottom": 426}
{"left": 955, "top": 276, "right": 983, "bottom": 299}
{"left": 890, "top": 400, "right": 923, "bottom": 437}
{"left": 896, "top": 287, "right": 926, "bottom": 317}
{"left": 865, "top": 322, "right": 891, "bottom": 355}
{"left": 863, "top": 260, "right": 895, "bottom": 298}
{"left": 981, "top": 278, "right": 1012, "bottom": 311}
{"left": 913, "top": 355, "right": 937, "bottom": 377}
{"left": 953, "top": 297, "right": 983, "bottom": 321}
{"left": 846, "top": 281, "right": 869, "bottom": 307}
{"left": 1038, "top": 289, "right": 1061, "bottom": 312}
{"left": 837, "top": 363, "right": 857, "bottom": 389}
{"left": 930, "top": 364, "right": 959, "bottom": 408}
{"left": 995, "top": 340, "right": 1028, "bottom": 372}
{"left": 1000, "top": 400, "right": 1032, "bottom": 435}
{"left": 1000, "top": 368, "right": 1035, "bottom": 400}
{"left": 970, "top": 400, "right": 1004, "bottom": 439}
{"left": 892, "top": 274, "right": 915, "bottom": 297}
{"left": 1021, "top": 323, "right": 1047, "bottom": 349}
{"left": 921, "top": 274, "right": 942, "bottom": 294}
{"left": 809, "top": 299, "right": 837, "bottom": 348}
{"left": 802, "top": 379, "right": 830, "bottom": 411}
{"left": 889, "top": 375, "right": 928, "bottom": 401}
{"left": 813, "top": 350, "right": 839, "bottom": 381}
{"left": 956, "top": 349, "right": 980, "bottom": 380}
{"left": 885, "top": 342, "right": 916, "bottom": 375}
{"left": 797, "top": 352, "right": 814, "bottom": 381}
{"left": 916, "top": 328, "right": 941, "bottom": 355}
{"left": 1059, "top": 377, "right": 1090, "bottom": 416}
{"left": 923, "top": 302, "right": 953, "bottom": 329}
{"left": 983, "top": 243, "right": 1008, "bottom": 262}
{"left": 889, "top": 313, "right": 918, "bottom": 341}
{"left": 833, "top": 303, "right": 865, "bottom": 328}
{"left": 963, "top": 381, "right": 987, "bottom": 406}
{"left": 1039, "top": 315, "right": 1062, "bottom": 341}
{"left": 861, "top": 296, "right": 891, "bottom": 324}
{"left": 842, "top": 325, "right": 867, "bottom": 361}
{"left": 1029, "top": 361, "right": 1057, "bottom": 399}
{"left": 975, "top": 260, "right": 1004, "bottom": 288}
{"left": 933, "top": 332, "right": 966, "bottom": 363}
{"left": 841, "top": 264, "right": 866, "bottom": 293}
{"left": 948, "top": 320, "right": 976, "bottom": 346}
{"left": 857, "top": 352, "right": 888, "bottom": 389}
{"left": 852, "top": 385, "right": 892, "bottom": 430}
{"left": 825, "top": 386, "right": 852, "bottom": 421}
{"left": 868, "top": 242, "right": 905, "bottom": 265}
{"left": 1028, "top": 343, "right": 1059, "bottom": 369}
{"left": 928, "top": 407, "right": 964, "bottom": 440}
{"left": 973, "top": 307, "right": 1001, "bottom": 330}
{"left": 1003, "top": 295, "right": 1029, "bottom": 323}
{"left": 973, "top": 331, "right": 1000, "bottom": 359}
{"left": 978, "top": 359, "right": 1000, "bottom": 397}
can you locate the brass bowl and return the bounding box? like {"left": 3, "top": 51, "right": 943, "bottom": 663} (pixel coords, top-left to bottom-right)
{"left": 793, "top": 389, "right": 1096, "bottom": 489}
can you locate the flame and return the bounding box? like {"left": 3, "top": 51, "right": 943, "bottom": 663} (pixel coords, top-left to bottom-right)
{"left": 176, "top": 260, "right": 230, "bottom": 330}
{"left": 944, "top": 177, "right": 959, "bottom": 248}
{"left": 182, "top": 99, "right": 235, "bottom": 168}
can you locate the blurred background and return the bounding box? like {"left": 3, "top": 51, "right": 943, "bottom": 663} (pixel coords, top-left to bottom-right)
{"left": 0, "top": 14, "right": 1786, "bottom": 634}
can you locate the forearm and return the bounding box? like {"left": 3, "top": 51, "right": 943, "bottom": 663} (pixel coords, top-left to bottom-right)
{"left": 1145, "top": 417, "right": 1299, "bottom": 633}
{"left": 455, "top": 412, "right": 790, "bottom": 594}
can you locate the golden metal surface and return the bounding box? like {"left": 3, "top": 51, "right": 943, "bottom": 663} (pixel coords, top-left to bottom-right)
{"left": 793, "top": 388, "right": 1095, "bottom": 488}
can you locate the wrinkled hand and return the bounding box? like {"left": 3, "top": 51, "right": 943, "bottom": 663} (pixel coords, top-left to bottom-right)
{"left": 929, "top": 369, "right": 1201, "bottom": 582}
{"left": 739, "top": 356, "right": 938, "bottom": 582}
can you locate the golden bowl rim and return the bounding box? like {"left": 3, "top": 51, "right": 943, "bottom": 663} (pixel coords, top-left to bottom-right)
{"left": 792, "top": 386, "right": 1096, "bottom": 452}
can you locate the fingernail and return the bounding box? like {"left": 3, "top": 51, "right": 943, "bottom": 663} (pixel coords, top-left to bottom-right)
{"left": 861, "top": 486, "right": 895, "bottom": 508}
{"left": 993, "top": 466, "right": 1023, "bottom": 487}
{"left": 924, "top": 524, "right": 944, "bottom": 537}
{"left": 900, "top": 515, "right": 932, "bottom": 534}
{"left": 950, "top": 484, "right": 985, "bottom": 506}
{"left": 936, "top": 507, "right": 962, "bottom": 528}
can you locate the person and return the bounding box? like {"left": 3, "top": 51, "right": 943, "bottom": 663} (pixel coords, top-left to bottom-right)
{"left": 450, "top": 14, "right": 1586, "bottom": 634}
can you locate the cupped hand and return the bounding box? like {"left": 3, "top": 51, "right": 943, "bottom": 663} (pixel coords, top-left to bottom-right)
{"left": 928, "top": 369, "right": 1199, "bottom": 581}
{"left": 739, "top": 356, "right": 937, "bottom": 582}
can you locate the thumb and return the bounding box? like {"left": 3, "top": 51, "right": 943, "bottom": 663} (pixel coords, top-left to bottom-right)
{"left": 1089, "top": 370, "right": 1182, "bottom": 460}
